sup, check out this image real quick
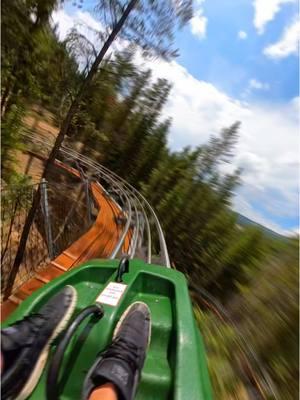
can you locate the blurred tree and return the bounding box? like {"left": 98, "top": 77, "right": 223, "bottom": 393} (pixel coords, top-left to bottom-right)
{"left": 1, "top": 1, "right": 79, "bottom": 178}
{"left": 1, "top": 0, "right": 61, "bottom": 116}
{"left": 206, "top": 226, "right": 264, "bottom": 299}
{"left": 140, "top": 122, "right": 262, "bottom": 295}
{"left": 113, "top": 78, "right": 171, "bottom": 176}
{"left": 1, "top": 103, "right": 26, "bottom": 177}
{"left": 8, "top": 0, "right": 194, "bottom": 297}
{"left": 228, "top": 238, "right": 299, "bottom": 399}
{"left": 2, "top": 3, "right": 298, "bottom": 398}
{"left": 130, "top": 120, "right": 170, "bottom": 185}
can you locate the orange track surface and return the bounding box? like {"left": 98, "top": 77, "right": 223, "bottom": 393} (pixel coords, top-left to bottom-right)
{"left": 1, "top": 162, "right": 131, "bottom": 321}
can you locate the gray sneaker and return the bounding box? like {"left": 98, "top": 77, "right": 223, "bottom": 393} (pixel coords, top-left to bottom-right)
{"left": 82, "top": 302, "right": 151, "bottom": 400}
{"left": 1, "top": 286, "right": 77, "bottom": 400}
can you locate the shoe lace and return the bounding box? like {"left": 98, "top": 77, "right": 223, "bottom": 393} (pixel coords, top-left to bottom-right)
{"left": 104, "top": 337, "right": 140, "bottom": 371}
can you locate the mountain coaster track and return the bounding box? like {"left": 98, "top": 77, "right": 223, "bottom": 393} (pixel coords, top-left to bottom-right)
{"left": 1, "top": 131, "right": 170, "bottom": 320}
{"left": 1, "top": 132, "right": 275, "bottom": 399}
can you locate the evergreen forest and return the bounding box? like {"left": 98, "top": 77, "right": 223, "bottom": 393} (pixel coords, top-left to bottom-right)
{"left": 1, "top": 1, "right": 299, "bottom": 398}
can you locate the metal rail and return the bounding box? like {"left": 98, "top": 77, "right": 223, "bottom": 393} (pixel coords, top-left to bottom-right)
{"left": 20, "top": 132, "right": 170, "bottom": 266}
{"left": 20, "top": 134, "right": 134, "bottom": 259}
{"left": 58, "top": 144, "right": 170, "bottom": 267}
{"left": 55, "top": 156, "right": 133, "bottom": 259}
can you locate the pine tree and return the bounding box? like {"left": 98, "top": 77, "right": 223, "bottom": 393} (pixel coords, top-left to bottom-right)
{"left": 8, "top": 0, "right": 194, "bottom": 296}
{"left": 131, "top": 120, "right": 170, "bottom": 185}
{"left": 1, "top": 0, "right": 61, "bottom": 116}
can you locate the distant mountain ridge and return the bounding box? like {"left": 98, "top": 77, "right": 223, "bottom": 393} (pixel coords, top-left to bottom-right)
{"left": 236, "top": 213, "right": 288, "bottom": 240}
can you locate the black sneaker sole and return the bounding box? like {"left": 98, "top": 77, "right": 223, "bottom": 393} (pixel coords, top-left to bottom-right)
{"left": 15, "top": 286, "right": 77, "bottom": 400}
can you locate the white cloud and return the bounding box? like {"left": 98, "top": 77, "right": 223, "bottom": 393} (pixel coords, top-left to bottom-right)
{"left": 52, "top": 9, "right": 75, "bottom": 39}
{"left": 135, "top": 58, "right": 299, "bottom": 234}
{"left": 238, "top": 30, "right": 247, "bottom": 39}
{"left": 53, "top": 8, "right": 299, "bottom": 235}
{"left": 190, "top": 12, "right": 207, "bottom": 39}
{"left": 264, "top": 18, "right": 300, "bottom": 58}
{"left": 190, "top": 0, "right": 207, "bottom": 39}
{"left": 52, "top": 9, "right": 104, "bottom": 44}
{"left": 253, "top": 0, "right": 296, "bottom": 34}
{"left": 249, "top": 78, "right": 270, "bottom": 90}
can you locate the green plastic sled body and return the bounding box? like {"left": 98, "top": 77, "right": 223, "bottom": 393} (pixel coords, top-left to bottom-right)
{"left": 4, "top": 259, "right": 213, "bottom": 400}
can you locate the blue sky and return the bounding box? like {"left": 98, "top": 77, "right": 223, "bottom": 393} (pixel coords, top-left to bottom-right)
{"left": 175, "top": 0, "right": 298, "bottom": 102}
{"left": 53, "top": 0, "right": 299, "bottom": 235}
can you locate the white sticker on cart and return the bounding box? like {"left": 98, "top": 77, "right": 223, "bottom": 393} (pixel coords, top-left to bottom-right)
{"left": 96, "top": 282, "right": 127, "bottom": 306}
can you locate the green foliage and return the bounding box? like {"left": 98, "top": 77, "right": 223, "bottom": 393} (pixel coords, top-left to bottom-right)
{"left": 2, "top": 3, "right": 298, "bottom": 398}
{"left": 1, "top": 173, "right": 33, "bottom": 209}
{"left": 194, "top": 305, "right": 241, "bottom": 399}
{"left": 64, "top": 54, "right": 172, "bottom": 188}
{"left": 2, "top": 0, "right": 61, "bottom": 109}
{"left": 193, "top": 238, "right": 299, "bottom": 400}
{"left": 234, "top": 239, "right": 299, "bottom": 399}
{"left": 94, "top": 0, "right": 193, "bottom": 59}
{"left": 1, "top": 103, "right": 26, "bottom": 179}
{"left": 139, "top": 122, "right": 263, "bottom": 299}
{"left": 1, "top": 0, "right": 79, "bottom": 178}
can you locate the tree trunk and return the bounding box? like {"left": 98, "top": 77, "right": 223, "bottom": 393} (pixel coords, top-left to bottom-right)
{"left": 1, "top": 198, "right": 20, "bottom": 263}
{"left": 5, "top": 0, "right": 138, "bottom": 299}
{"left": 1, "top": 83, "right": 12, "bottom": 117}
{"left": 1, "top": 61, "right": 20, "bottom": 118}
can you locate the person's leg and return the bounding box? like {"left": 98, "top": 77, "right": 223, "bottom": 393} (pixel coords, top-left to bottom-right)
{"left": 1, "top": 286, "right": 77, "bottom": 400}
{"left": 88, "top": 383, "right": 118, "bottom": 400}
{"left": 83, "top": 302, "right": 151, "bottom": 400}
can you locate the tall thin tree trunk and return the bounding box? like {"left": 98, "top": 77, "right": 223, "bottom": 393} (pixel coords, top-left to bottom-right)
{"left": 1, "top": 84, "right": 12, "bottom": 117}
{"left": 1, "top": 198, "right": 20, "bottom": 263}
{"left": 4, "top": 0, "right": 138, "bottom": 299}
{"left": 1, "top": 62, "right": 19, "bottom": 118}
